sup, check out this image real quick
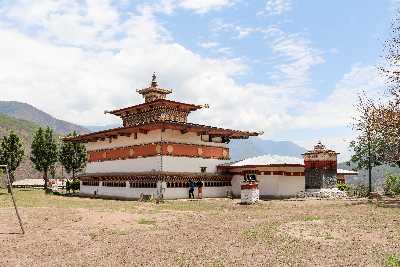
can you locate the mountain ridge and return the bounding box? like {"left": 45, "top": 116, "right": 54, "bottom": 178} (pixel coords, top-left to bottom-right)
{"left": 0, "top": 101, "right": 89, "bottom": 134}
{"left": 0, "top": 113, "right": 42, "bottom": 180}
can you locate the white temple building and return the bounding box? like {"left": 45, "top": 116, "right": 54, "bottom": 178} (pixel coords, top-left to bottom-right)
{"left": 65, "top": 75, "right": 356, "bottom": 200}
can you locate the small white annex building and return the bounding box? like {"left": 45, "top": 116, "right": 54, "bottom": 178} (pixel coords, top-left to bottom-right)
{"left": 218, "top": 155, "right": 305, "bottom": 198}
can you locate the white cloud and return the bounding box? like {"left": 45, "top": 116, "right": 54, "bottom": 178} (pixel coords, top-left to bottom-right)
{"left": 258, "top": 0, "right": 292, "bottom": 16}
{"left": 2, "top": 0, "right": 121, "bottom": 49}
{"left": 135, "top": 0, "right": 234, "bottom": 15}
{"left": 179, "top": 0, "right": 234, "bottom": 13}
{"left": 292, "top": 65, "right": 385, "bottom": 129}
{"left": 0, "top": 2, "right": 265, "bottom": 131}
{"left": 281, "top": 65, "right": 386, "bottom": 161}
{"left": 199, "top": 41, "right": 220, "bottom": 49}
{"left": 0, "top": 1, "right": 381, "bottom": 161}
{"left": 212, "top": 20, "right": 262, "bottom": 39}
{"left": 267, "top": 31, "right": 325, "bottom": 93}
{"left": 0, "top": 1, "right": 323, "bottom": 134}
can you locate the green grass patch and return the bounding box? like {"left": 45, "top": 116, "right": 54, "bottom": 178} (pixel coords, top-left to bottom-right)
{"left": 211, "top": 258, "right": 225, "bottom": 267}
{"left": 323, "top": 233, "right": 334, "bottom": 240}
{"left": 110, "top": 229, "right": 129, "bottom": 235}
{"left": 304, "top": 215, "right": 320, "bottom": 221}
{"left": 154, "top": 199, "right": 228, "bottom": 213}
{"left": 0, "top": 188, "right": 139, "bottom": 212}
{"left": 387, "top": 255, "right": 400, "bottom": 267}
{"left": 241, "top": 222, "right": 279, "bottom": 243}
{"left": 137, "top": 218, "right": 156, "bottom": 225}
{"left": 242, "top": 227, "right": 258, "bottom": 239}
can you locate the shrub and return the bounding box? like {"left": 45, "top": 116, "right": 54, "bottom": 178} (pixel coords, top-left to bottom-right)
{"left": 70, "top": 179, "right": 80, "bottom": 193}
{"left": 304, "top": 215, "right": 320, "bottom": 221}
{"left": 137, "top": 218, "right": 156, "bottom": 225}
{"left": 387, "top": 255, "right": 400, "bottom": 267}
{"left": 66, "top": 180, "right": 71, "bottom": 193}
{"left": 384, "top": 174, "right": 400, "bottom": 196}
{"left": 336, "top": 182, "right": 351, "bottom": 192}
{"left": 347, "top": 184, "right": 369, "bottom": 198}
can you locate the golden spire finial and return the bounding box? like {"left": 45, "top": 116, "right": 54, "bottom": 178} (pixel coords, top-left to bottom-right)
{"left": 151, "top": 72, "right": 158, "bottom": 87}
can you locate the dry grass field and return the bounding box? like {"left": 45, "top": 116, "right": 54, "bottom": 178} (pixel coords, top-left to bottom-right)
{"left": 0, "top": 189, "right": 399, "bottom": 267}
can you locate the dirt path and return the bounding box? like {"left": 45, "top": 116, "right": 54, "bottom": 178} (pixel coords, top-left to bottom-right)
{"left": 0, "top": 195, "right": 399, "bottom": 266}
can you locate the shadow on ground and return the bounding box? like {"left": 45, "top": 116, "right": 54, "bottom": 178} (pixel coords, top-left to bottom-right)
{"left": 378, "top": 199, "right": 400, "bottom": 208}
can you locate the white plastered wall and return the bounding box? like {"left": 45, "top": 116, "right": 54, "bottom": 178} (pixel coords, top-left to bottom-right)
{"left": 85, "top": 156, "right": 228, "bottom": 174}
{"left": 85, "top": 129, "right": 228, "bottom": 152}
{"left": 86, "top": 157, "right": 161, "bottom": 173}
{"left": 80, "top": 182, "right": 156, "bottom": 199}
{"left": 80, "top": 183, "right": 229, "bottom": 199}
{"left": 161, "top": 156, "right": 229, "bottom": 173}
{"left": 163, "top": 186, "right": 230, "bottom": 199}
{"left": 231, "top": 174, "right": 305, "bottom": 197}
{"left": 231, "top": 175, "right": 242, "bottom": 196}
{"left": 162, "top": 129, "right": 228, "bottom": 148}
{"left": 85, "top": 130, "right": 162, "bottom": 150}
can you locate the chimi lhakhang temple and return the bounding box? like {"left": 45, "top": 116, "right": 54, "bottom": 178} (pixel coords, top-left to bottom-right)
{"left": 65, "top": 74, "right": 357, "bottom": 200}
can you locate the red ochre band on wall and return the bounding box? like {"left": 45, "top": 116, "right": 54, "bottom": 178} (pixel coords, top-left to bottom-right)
{"left": 304, "top": 160, "right": 337, "bottom": 169}
{"left": 241, "top": 183, "right": 259, "bottom": 190}
{"left": 228, "top": 170, "right": 304, "bottom": 176}
{"left": 87, "top": 143, "right": 230, "bottom": 162}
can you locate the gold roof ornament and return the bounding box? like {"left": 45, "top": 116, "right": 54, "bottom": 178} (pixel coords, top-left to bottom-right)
{"left": 137, "top": 73, "right": 172, "bottom": 103}
{"left": 151, "top": 72, "right": 158, "bottom": 87}
{"left": 314, "top": 141, "right": 326, "bottom": 151}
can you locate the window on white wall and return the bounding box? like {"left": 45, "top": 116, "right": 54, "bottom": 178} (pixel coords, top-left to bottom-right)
{"left": 244, "top": 173, "right": 257, "bottom": 182}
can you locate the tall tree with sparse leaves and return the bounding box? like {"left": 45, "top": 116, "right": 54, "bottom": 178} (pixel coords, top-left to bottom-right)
{"left": 350, "top": 10, "right": 400, "bottom": 194}
{"left": 30, "top": 127, "right": 58, "bottom": 190}
{"left": 0, "top": 131, "right": 24, "bottom": 185}
{"left": 379, "top": 10, "right": 400, "bottom": 94}
{"left": 350, "top": 94, "right": 384, "bottom": 193}
{"left": 375, "top": 10, "right": 400, "bottom": 166}
{"left": 59, "top": 131, "right": 87, "bottom": 179}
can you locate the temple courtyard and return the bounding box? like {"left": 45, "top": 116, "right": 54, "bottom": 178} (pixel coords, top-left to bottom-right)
{"left": 0, "top": 189, "right": 399, "bottom": 267}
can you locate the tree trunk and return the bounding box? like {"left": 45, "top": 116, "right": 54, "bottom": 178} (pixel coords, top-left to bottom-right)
{"left": 43, "top": 171, "right": 48, "bottom": 190}
{"left": 9, "top": 172, "right": 15, "bottom": 184}
{"left": 7, "top": 172, "right": 14, "bottom": 193}
{"left": 367, "top": 133, "right": 372, "bottom": 194}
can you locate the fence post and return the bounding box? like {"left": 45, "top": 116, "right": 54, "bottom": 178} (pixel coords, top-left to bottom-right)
{"left": 1, "top": 165, "right": 25, "bottom": 234}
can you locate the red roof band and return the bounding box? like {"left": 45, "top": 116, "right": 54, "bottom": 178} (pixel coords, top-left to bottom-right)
{"left": 64, "top": 121, "right": 259, "bottom": 142}
{"left": 108, "top": 99, "right": 203, "bottom": 116}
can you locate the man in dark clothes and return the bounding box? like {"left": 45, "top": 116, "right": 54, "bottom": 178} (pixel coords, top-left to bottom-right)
{"left": 188, "top": 180, "right": 195, "bottom": 199}
{"left": 197, "top": 180, "right": 203, "bottom": 199}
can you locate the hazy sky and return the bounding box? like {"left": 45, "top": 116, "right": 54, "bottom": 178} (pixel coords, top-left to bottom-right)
{"left": 0, "top": 0, "right": 397, "bottom": 160}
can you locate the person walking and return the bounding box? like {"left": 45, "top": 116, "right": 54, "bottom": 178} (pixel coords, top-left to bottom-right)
{"left": 188, "top": 180, "right": 195, "bottom": 199}
{"left": 197, "top": 180, "right": 203, "bottom": 199}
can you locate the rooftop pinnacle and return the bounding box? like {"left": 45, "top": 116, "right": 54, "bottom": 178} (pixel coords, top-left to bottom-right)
{"left": 151, "top": 72, "right": 158, "bottom": 87}
{"left": 136, "top": 73, "right": 172, "bottom": 103}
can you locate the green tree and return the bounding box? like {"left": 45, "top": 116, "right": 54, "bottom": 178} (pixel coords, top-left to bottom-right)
{"left": 70, "top": 179, "right": 80, "bottom": 193}
{"left": 384, "top": 174, "right": 400, "bottom": 196}
{"left": 0, "top": 131, "right": 24, "bottom": 185}
{"left": 59, "top": 131, "right": 87, "bottom": 179}
{"left": 30, "top": 127, "right": 58, "bottom": 190}
{"left": 350, "top": 94, "right": 383, "bottom": 194}
{"left": 375, "top": 10, "right": 400, "bottom": 166}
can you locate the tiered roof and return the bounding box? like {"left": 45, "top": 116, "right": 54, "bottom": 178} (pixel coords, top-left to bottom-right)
{"left": 302, "top": 141, "right": 339, "bottom": 156}
{"left": 227, "top": 154, "right": 304, "bottom": 167}
{"left": 136, "top": 73, "right": 172, "bottom": 103}
{"left": 66, "top": 121, "right": 258, "bottom": 142}
{"left": 108, "top": 99, "right": 202, "bottom": 116}
{"left": 66, "top": 74, "right": 259, "bottom": 142}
